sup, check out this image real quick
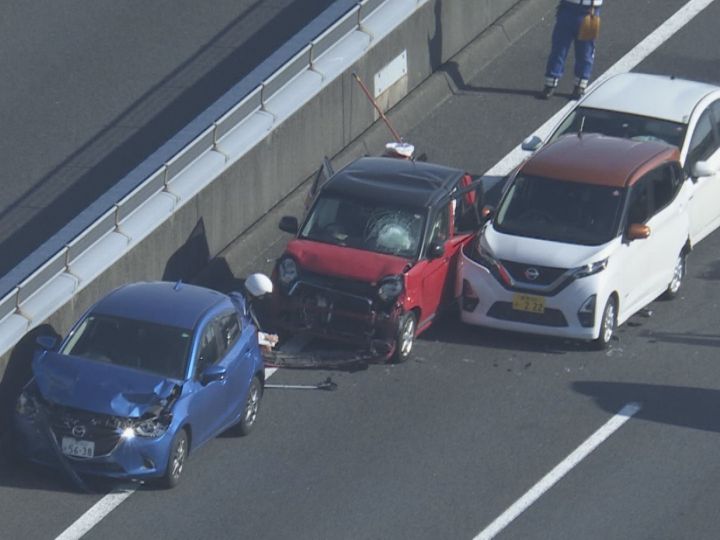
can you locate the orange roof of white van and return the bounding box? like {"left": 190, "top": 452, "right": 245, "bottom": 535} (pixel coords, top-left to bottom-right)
{"left": 520, "top": 134, "right": 680, "bottom": 187}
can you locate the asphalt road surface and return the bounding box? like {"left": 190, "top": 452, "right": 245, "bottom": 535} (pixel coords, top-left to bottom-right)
{"left": 2, "top": 1, "right": 720, "bottom": 539}
{"left": 0, "top": 0, "right": 340, "bottom": 285}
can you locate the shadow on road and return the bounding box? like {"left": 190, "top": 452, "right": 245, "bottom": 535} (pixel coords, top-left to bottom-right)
{"left": 163, "top": 218, "right": 211, "bottom": 284}
{"left": 419, "top": 312, "right": 609, "bottom": 355}
{"left": 440, "top": 60, "right": 568, "bottom": 100}
{"left": 698, "top": 259, "right": 720, "bottom": 281}
{"left": 574, "top": 381, "right": 720, "bottom": 434}
{"left": 0, "top": 324, "right": 82, "bottom": 493}
{"left": 0, "top": 325, "right": 59, "bottom": 445}
{"left": 639, "top": 330, "right": 720, "bottom": 348}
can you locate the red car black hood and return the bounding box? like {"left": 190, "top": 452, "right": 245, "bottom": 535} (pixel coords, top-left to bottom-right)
{"left": 285, "top": 239, "right": 410, "bottom": 283}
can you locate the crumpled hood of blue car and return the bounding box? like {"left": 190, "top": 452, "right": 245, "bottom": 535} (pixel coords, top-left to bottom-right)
{"left": 33, "top": 352, "right": 180, "bottom": 418}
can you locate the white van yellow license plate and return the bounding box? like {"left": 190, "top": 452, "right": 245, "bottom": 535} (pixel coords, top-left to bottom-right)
{"left": 61, "top": 437, "right": 95, "bottom": 458}
{"left": 512, "top": 293, "right": 545, "bottom": 314}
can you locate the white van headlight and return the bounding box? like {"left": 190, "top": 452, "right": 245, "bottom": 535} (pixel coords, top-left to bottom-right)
{"left": 573, "top": 258, "right": 608, "bottom": 279}
{"left": 477, "top": 244, "right": 500, "bottom": 269}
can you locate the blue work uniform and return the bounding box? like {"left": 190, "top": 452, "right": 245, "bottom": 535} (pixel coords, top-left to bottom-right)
{"left": 544, "top": 0, "right": 603, "bottom": 91}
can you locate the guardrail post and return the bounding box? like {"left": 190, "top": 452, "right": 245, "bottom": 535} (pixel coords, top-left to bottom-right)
{"left": 113, "top": 204, "right": 132, "bottom": 242}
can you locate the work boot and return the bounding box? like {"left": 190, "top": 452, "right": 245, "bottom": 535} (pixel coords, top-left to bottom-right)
{"left": 540, "top": 85, "right": 555, "bottom": 99}
{"left": 571, "top": 79, "right": 588, "bottom": 100}
{"left": 571, "top": 85, "right": 586, "bottom": 100}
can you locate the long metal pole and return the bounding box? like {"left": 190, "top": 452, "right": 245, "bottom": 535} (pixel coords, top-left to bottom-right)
{"left": 352, "top": 72, "right": 402, "bottom": 143}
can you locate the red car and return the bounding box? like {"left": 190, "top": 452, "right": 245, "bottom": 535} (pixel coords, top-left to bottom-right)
{"left": 273, "top": 156, "right": 481, "bottom": 361}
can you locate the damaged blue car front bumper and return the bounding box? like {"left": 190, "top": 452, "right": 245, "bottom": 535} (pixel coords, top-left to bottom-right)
{"left": 14, "top": 394, "right": 175, "bottom": 481}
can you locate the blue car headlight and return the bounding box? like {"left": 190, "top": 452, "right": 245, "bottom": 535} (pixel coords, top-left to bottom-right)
{"left": 16, "top": 386, "right": 40, "bottom": 418}
{"left": 125, "top": 414, "right": 172, "bottom": 439}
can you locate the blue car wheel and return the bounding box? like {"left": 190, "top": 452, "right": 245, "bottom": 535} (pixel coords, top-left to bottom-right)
{"left": 237, "top": 376, "right": 262, "bottom": 436}
{"left": 161, "top": 428, "right": 188, "bottom": 489}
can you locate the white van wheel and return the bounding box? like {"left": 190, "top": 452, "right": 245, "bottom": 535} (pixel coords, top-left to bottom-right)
{"left": 662, "top": 253, "right": 686, "bottom": 300}
{"left": 592, "top": 296, "right": 616, "bottom": 350}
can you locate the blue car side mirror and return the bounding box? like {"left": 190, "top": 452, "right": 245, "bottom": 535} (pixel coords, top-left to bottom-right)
{"left": 36, "top": 335, "right": 59, "bottom": 351}
{"left": 200, "top": 364, "right": 227, "bottom": 385}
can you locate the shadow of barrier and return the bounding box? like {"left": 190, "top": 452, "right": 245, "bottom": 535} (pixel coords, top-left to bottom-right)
{"left": 574, "top": 380, "right": 720, "bottom": 434}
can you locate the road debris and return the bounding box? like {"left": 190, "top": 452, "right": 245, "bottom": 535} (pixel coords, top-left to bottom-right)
{"left": 265, "top": 377, "right": 337, "bottom": 391}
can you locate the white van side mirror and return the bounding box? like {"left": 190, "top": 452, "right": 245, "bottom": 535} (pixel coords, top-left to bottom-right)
{"left": 521, "top": 135, "right": 543, "bottom": 152}
{"left": 627, "top": 224, "right": 651, "bottom": 241}
{"left": 691, "top": 160, "right": 717, "bottom": 178}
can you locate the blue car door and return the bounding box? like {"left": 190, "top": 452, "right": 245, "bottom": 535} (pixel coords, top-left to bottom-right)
{"left": 216, "top": 311, "right": 255, "bottom": 424}
{"left": 186, "top": 316, "right": 232, "bottom": 444}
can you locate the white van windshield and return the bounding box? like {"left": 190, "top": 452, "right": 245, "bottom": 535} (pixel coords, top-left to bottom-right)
{"left": 550, "top": 107, "right": 686, "bottom": 147}
{"left": 495, "top": 175, "right": 626, "bottom": 246}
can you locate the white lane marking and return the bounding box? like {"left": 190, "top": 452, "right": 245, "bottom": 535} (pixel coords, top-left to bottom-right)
{"left": 54, "top": 367, "right": 278, "bottom": 540}
{"left": 474, "top": 402, "right": 642, "bottom": 540}
{"left": 55, "top": 0, "right": 713, "bottom": 537}
{"left": 55, "top": 488, "right": 136, "bottom": 540}
{"left": 475, "top": 3, "right": 710, "bottom": 534}
{"left": 485, "top": 0, "right": 717, "bottom": 178}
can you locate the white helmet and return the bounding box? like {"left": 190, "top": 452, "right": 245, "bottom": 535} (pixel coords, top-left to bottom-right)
{"left": 245, "top": 273, "right": 273, "bottom": 298}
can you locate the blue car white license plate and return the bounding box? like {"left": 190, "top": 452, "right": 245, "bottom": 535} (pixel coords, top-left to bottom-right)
{"left": 61, "top": 437, "right": 95, "bottom": 458}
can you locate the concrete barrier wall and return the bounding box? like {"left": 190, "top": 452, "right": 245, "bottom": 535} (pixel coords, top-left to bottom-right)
{"left": 1, "top": 0, "right": 552, "bottom": 379}
{"left": 162, "top": 0, "right": 532, "bottom": 277}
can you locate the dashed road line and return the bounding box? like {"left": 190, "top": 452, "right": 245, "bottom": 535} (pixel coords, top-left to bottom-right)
{"left": 474, "top": 402, "right": 642, "bottom": 540}
{"left": 55, "top": 488, "right": 135, "bottom": 540}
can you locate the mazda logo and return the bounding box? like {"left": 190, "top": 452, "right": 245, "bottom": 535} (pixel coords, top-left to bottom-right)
{"left": 524, "top": 267, "right": 540, "bottom": 281}
{"left": 71, "top": 425, "right": 87, "bottom": 438}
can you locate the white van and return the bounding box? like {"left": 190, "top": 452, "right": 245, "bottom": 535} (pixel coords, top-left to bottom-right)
{"left": 458, "top": 134, "right": 691, "bottom": 349}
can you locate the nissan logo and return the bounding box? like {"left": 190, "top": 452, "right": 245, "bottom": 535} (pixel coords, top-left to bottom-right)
{"left": 71, "top": 425, "right": 87, "bottom": 438}
{"left": 524, "top": 267, "right": 540, "bottom": 281}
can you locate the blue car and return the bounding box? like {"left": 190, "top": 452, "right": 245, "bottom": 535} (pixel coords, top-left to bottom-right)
{"left": 14, "top": 281, "right": 267, "bottom": 488}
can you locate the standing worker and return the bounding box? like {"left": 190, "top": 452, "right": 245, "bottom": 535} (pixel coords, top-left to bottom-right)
{"left": 541, "top": 0, "right": 602, "bottom": 100}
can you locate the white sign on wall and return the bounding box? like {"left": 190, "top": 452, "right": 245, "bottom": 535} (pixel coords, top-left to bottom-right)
{"left": 374, "top": 50, "right": 408, "bottom": 97}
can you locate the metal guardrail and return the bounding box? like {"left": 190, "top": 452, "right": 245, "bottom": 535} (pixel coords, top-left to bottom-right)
{"left": 0, "top": 0, "right": 427, "bottom": 358}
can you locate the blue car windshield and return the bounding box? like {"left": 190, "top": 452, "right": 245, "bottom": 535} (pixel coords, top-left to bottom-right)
{"left": 61, "top": 314, "right": 192, "bottom": 380}
{"left": 300, "top": 194, "right": 426, "bottom": 258}
{"left": 495, "top": 174, "right": 626, "bottom": 245}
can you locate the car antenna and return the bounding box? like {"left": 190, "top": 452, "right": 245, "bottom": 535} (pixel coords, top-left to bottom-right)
{"left": 578, "top": 115, "right": 586, "bottom": 138}
{"left": 173, "top": 280, "right": 183, "bottom": 291}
